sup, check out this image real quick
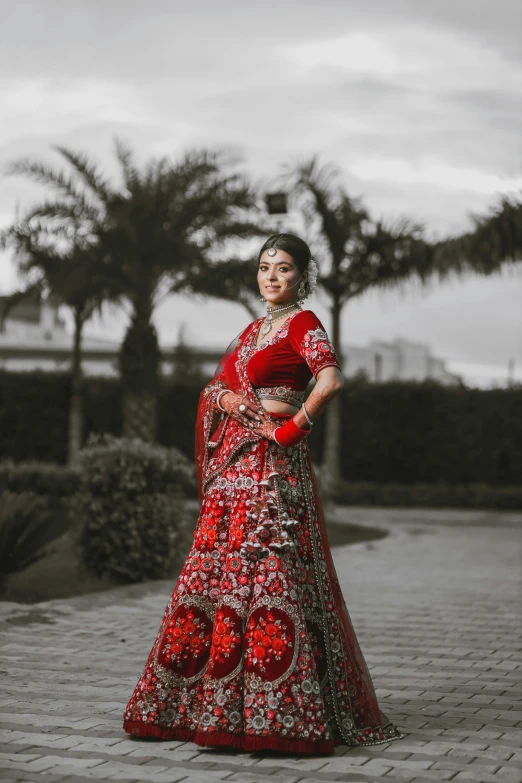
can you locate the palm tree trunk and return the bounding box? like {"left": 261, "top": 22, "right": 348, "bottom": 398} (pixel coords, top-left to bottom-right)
{"left": 68, "top": 311, "right": 84, "bottom": 465}
{"left": 122, "top": 393, "right": 158, "bottom": 441}
{"left": 322, "top": 299, "right": 343, "bottom": 484}
{"left": 119, "top": 307, "right": 160, "bottom": 443}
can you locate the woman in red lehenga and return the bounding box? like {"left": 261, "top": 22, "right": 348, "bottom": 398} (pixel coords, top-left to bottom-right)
{"left": 123, "top": 233, "right": 403, "bottom": 755}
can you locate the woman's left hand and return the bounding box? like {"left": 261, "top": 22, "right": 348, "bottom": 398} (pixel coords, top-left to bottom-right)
{"left": 240, "top": 407, "right": 278, "bottom": 440}
{"left": 250, "top": 416, "right": 279, "bottom": 441}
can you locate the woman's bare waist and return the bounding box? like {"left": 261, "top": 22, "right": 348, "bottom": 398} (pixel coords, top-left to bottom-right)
{"left": 259, "top": 399, "right": 299, "bottom": 415}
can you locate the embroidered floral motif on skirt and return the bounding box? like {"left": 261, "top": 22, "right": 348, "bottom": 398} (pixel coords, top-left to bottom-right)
{"left": 123, "top": 416, "right": 403, "bottom": 755}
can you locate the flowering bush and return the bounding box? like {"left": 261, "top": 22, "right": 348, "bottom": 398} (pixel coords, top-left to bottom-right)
{"left": 71, "top": 434, "right": 196, "bottom": 583}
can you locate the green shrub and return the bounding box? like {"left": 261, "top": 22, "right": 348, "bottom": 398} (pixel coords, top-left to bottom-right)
{"left": 0, "top": 491, "right": 69, "bottom": 589}
{"left": 71, "top": 434, "right": 196, "bottom": 584}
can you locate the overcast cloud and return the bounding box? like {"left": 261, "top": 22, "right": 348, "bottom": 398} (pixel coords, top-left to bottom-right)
{"left": 1, "top": 0, "right": 521, "bottom": 385}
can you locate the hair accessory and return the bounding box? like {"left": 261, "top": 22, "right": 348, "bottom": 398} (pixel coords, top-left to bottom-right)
{"left": 306, "top": 257, "right": 319, "bottom": 295}
{"left": 267, "top": 247, "right": 277, "bottom": 256}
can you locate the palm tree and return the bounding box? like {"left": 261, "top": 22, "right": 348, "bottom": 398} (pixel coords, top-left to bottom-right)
{"left": 434, "top": 194, "right": 522, "bottom": 275}
{"left": 102, "top": 143, "right": 269, "bottom": 439}
{"left": 5, "top": 140, "right": 266, "bottom": 441}
{"left": 287, "top": 157, "right": 433, "bottom": 482}
{"left": 2, "top": 147, "right": 116, "bottom": 460}
{"left": 0, "top": 224, "right": 109, "bottom": 464}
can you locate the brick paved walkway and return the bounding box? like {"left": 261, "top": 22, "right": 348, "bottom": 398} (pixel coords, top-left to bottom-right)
{"left": 1, "top": 506, "right": 521, "bottom": 783}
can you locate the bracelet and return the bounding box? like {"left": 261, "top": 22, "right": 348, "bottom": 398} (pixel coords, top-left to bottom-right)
{"left": 216, "top": 388, "right": 232, "bottom": 412}
{"left": 273, "top": 418, "right": 310, "bottom": 448}
{"left": 301, "top": 403, "right": 313, "bottom": 428}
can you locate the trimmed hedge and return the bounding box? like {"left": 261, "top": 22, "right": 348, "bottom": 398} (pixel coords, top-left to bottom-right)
{"left": 0, "top": 460, "right": 80, "bottom": 496}
{"left": 0, "top": 370, "right": 521, "bottom": 486}
{"left": 305, "top": 378, "right": 522, "bottom": 486}
{"left": 331, "top": 481, "right": 522, "bottom": 510}
{"left": 0, "top": 370, "right": 72, "bottom": 463}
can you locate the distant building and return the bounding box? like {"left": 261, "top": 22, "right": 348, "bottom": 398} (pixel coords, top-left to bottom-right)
{"left": 0, "top": 293, "right": 121, "bottom": 376}
{"left": 340, "top": 338, "right": 461, "bottom": 385}
{"left": 0, "top": 294, "right": 460, "bottom": 385}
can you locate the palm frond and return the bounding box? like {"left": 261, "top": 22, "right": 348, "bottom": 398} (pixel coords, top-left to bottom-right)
{"left": 0, "top": 282, "right": 44, "bottom": 329}
{"left": 0, "top": 491, "right": 67, "bottom": 579}
{"left": 293, "top": 161, "right": 347, "bottom": 264}
{"left": 4, "top": 158, "right": 87, "bottom": 203}
{"left": 114, "top": 137, "right": 141, "bottom": 192}
{"left": 433, "top": 194, "right": 522, "bottom": 277}
{"left": 53, "top": 145, "right": 115, "bottom": 205}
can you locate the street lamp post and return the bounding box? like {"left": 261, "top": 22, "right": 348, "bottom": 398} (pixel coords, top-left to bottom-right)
{"left": 265, "top": 192, "right": 288, "bottom": 232}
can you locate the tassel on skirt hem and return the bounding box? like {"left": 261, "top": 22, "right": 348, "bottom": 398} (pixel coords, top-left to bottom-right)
{"left": 123, "top": 720, "right": 335, "bottom": 755}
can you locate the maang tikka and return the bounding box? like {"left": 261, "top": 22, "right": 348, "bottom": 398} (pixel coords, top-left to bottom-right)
{"left": 260, "top": 246, "right": 279, "bottom": 301}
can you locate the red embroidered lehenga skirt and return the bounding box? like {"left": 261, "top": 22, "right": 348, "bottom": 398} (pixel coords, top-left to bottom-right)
{"left": 123, "top": 413, "right": 403, "bottom": 754}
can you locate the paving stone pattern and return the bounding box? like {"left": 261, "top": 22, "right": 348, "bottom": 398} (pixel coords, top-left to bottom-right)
{"left": 1, "top": 506, "right": 521, "bottom": 783}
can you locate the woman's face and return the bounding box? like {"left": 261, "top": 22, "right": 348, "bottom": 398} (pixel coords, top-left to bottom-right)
{"left": 257, "top": 249, "right": 305, "bottom": 306}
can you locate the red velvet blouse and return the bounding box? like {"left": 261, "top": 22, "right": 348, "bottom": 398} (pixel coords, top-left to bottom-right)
{"left": 220, "top": 309, "right": 340, "bottom": 407}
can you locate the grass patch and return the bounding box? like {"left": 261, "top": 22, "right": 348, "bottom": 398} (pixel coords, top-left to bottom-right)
{"left": 326, "top": 521, "right": 388, "bottom": 548}
{"left": 1, "top": 530, "right": 115, "bottom": 604}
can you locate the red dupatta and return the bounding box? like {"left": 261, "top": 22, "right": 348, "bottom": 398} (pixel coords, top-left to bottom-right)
{"left": 194, "top": 318, "right": 264, "bottom": 503}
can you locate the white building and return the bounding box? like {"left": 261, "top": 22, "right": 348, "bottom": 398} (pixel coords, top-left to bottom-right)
{"left": 0, "top": 294, "right": 121, "bottom": 376}
{"left": 339, "top": 338, "right": 461, "bottom": 385}
{"left": 0, "top": 294, "right": 460, "bottom": 385}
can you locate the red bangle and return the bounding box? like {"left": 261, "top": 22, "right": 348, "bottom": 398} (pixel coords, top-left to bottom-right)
{"left": 274, "top": 417, "right": 310, "bottom": 447}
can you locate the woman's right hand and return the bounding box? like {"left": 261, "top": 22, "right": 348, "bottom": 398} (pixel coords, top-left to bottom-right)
{"left": 219, "top": 392, "right": 265, "bottom": 430}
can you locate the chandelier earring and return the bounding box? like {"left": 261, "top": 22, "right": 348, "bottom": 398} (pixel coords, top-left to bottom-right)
{"left": 297, "top": 276, "right": 308, "bottom": 304}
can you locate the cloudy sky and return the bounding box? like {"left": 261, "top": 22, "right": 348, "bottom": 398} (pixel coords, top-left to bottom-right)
{"left": 1, "top": 0, "right": 521, "bottom": 385}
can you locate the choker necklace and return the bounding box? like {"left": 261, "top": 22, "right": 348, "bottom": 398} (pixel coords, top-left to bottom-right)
{"left": 260, "top": 301, "right": 301, "bottom": 337}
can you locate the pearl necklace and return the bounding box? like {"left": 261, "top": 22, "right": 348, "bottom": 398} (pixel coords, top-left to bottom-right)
{"left": 260, "top": 301, "right": 301, "bottom": 337}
